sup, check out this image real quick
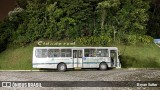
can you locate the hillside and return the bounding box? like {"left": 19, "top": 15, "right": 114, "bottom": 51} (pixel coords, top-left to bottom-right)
{"left": 0, "top": 43, "right": 160, "bottom": 70}
{"left": 117, "top": 44, "right": 160, "bottom": 68}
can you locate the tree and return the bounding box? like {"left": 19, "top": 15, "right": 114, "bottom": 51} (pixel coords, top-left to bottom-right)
{"left": 147, "top": 0, "right": 160, "bottom": 38}
{"left": 16, "top": 0, "right": 28, "bottom": 9}
{"left": 0, "top": 0, "right": 152, "bottom": 46}
{"left": 116, "top": 0, "right": 150, "bottom": 35}
{"left": 96, "top": 0, "right": 150, "bottom": 42}
{"left": 97, "top": 0, "right": 120, "bottom": 30}
{"left": 0, "top": 19, "right": 14, "bottom": 52}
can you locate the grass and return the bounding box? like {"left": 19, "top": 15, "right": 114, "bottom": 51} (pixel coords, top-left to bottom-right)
{"left": 0, "top": 42, "right": 160, "bottom": 70}
{"left": 115, "top": 44, "right": 160, "bottom": 68}
{"left": 0, "top": 44, "right": 35, "bottom": 70}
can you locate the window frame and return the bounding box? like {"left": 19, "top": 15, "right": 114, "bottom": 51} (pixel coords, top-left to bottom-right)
{"left": 96, "top": 49, "right": 109, "bottom": 57}
{"left": 48, "top": 49, "right": 60, "bottom": 58}
{"left": 35, "top": 49, "right": 48, "bottom": 58}
{"left": 84, "top": 49, "right": 96, "bottom": 57}
{"left": 60, "top": 49, "right": 72, "bottom": 57}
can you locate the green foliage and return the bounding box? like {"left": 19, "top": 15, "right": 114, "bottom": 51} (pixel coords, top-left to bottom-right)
{"left": 147, "top": 0, "right": 160, "bottom": 38}
{"left": 9, "top": 0, "right": 99, "bottom": 45}
{"left": 75, "top": 36, "right": 112, "bottom": 46}
{"left": 16, "top": 0, "right": 28, "bottom": 9}
{"left": 96, "top": 0, "right": 150, "bottom": 45}
{"left": 120, "top": 34, "right": 153, "bottom": 45}
{"left": 97, "top": 0, "right": 120, "bottom": 30}
{"left": 0, "top": 0, "right": 154, "bottom": 47}
{"left": 8, "top": 8, "right": 24, "bottom": 22}
{"left": 117, "top": 0, "right": 149, "bottom": 34}
{"left": 125, "top": 35, "right": 137, "bottom": 45}
{"left": 140, "top": 35, "right": 154, "bottom": 44}
{"left": 97, "top": 0, "right": 120, "bottom": 9}
{"left": 0, "top": 19, "right": 16, "bottom": 52}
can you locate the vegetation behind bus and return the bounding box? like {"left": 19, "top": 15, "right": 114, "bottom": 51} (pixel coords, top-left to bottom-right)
{"left": 0, "top": 42, "right": 160, "bottom": 70}
{"left": 0, "top": 0, "right": 160, "bottom": 69}
{"left": 0, "top": 0, "right": 157, "bottom": 50}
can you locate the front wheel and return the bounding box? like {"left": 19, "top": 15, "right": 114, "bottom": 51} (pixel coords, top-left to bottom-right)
{"left": 57, "top": 63, "right": 67, "bottom": 72}
{"left": 99, "top": 63, "right": 108, "bottom": 70}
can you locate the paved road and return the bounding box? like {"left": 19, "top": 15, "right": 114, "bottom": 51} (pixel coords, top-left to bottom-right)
{"left": 0, "top": 69, "right": 160, "bottom": 90}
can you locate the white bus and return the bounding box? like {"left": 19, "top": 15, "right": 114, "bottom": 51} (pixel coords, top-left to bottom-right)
{"left": 32, "top": 47, "right": 121, "bottom": 71}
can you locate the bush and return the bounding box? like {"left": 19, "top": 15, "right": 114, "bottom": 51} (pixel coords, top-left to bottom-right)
{"left": 0, "top": 39, "right": 7, "bottom": 52}
{"left": 139, "top": 35, "right": 153, "bottom": 44}
{"left": 13, "top": 36, "right": 30, "bottom": 46}
{"left": 119, "top": 34, "right": 153, "bottom": 45}
{"left": 75, "top": 36, "right": 112, "bottom": 46}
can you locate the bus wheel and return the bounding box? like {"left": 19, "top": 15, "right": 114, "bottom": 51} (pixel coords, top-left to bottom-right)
{"left": 99, "top": 63, "right": 108, "bottom": 70}
{"left": 57, "top": 63, "right": 67, "bottom": 72}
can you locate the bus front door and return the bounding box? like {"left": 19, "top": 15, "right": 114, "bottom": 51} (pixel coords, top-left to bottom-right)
{"left": 110, "top": 50, "right": 118, "bottom": 67}
{"left": 73, "top": 50, "right": 83, "bottom": 69}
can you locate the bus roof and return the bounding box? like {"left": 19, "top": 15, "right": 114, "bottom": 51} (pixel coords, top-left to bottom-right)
{"left": 33, "top": 47, "right": 118, "bottom": 50}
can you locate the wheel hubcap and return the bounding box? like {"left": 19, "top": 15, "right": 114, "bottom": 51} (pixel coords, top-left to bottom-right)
{"left": 101, "top": 65, "right": 106, "bottom": 69}
{"left": 61, "top": 65, "right": 65, "bottom": 70}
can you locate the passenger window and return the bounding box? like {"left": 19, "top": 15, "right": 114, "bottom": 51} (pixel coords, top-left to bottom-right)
{"left": 84, "top": 49, "right": 96, "bottom": 57}
{"left": 48, "top": 49, "right": 60, "bottom": 57}
{"left": 61, "top": 49, "right": 72, "bottom": 57}
{"left": 36, "top": 49, "right": 47, "bottom": 58}
{"left": 97, "top": 49, "right": 108, "bottom": 57}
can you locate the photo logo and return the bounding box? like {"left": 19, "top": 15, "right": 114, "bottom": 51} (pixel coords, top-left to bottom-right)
{"left": 2, "top": 82, "right": 11, "bottom": 87}
{"left": 1, "top": 82, "right": 42, "bottom": 87}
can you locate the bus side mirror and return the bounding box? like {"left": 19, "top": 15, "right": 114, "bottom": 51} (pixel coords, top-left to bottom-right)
{"left": 118, "top": 50, "right": 121, "bottom": 56}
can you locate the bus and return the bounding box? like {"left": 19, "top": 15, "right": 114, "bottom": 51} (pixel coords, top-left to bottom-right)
{"left": 32, "top": 47, "right": 121, "bottom": 71}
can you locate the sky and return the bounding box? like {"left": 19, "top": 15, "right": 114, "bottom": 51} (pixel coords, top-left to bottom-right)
{"left": 0, "top": 0, "right": 16, "bottom": 21}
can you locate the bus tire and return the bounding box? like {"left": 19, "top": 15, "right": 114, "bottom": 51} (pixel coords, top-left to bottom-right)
{"left": 57, "top": 63, "right": 67, "bottom": 72}
{"left": 99, "top": 63, "right": 108, "bottom": 70}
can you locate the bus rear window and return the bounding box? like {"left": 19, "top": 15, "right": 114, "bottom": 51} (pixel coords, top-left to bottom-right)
{"left": 35, "top": 49, "right": 47, "bottom": 58}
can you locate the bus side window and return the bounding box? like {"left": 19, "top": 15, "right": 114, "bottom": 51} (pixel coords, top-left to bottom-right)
{"left": 54, "top": 49, "right": 60, "bottom": 57}
{"left": 61, "top": 49, "right": 72, "bottom": 57}
{"left": 36, "top": 49, "right": 47, "bottom": 58}
{"left": 84, "top": 49, "right": 89, "bottom": 57}
{"left": 84, "top": 49, "right": 96, "bottom": 57}
{"left": 48, "top": 49, "right": 60, "bottom": 57}
{"left": 97, "top": 49, "right": 108, "bottom": 57}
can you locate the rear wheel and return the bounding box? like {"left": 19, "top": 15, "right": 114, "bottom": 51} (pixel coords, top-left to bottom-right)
{"left": 57, "top": 63, "right": 67, "bottom": 72}
{"left": 99, "top": 63, "right": 108, "bottom": 70}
